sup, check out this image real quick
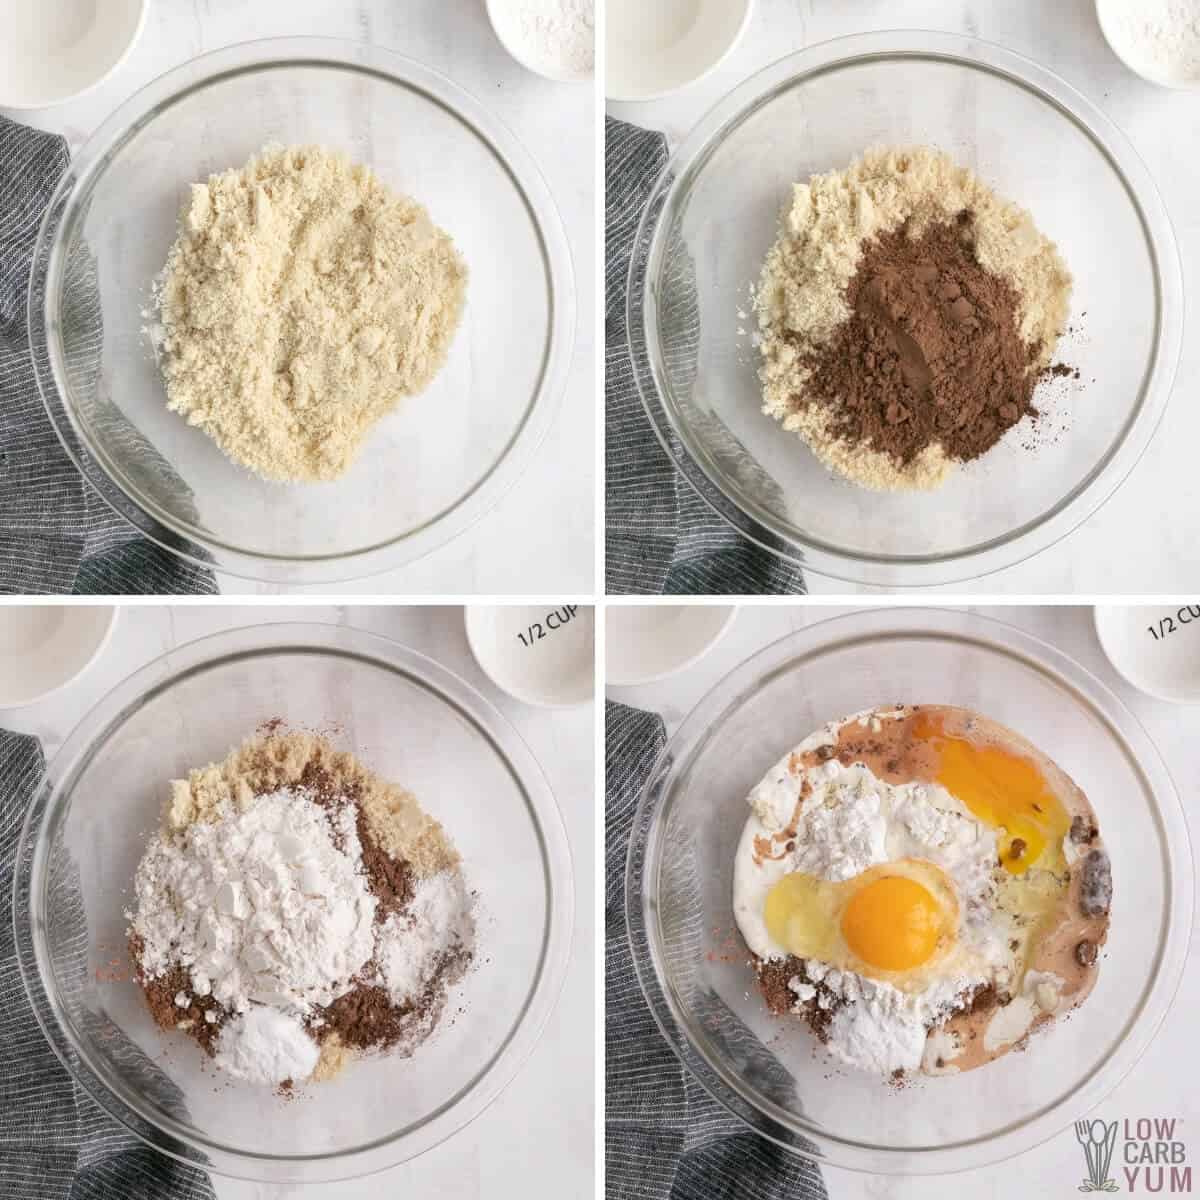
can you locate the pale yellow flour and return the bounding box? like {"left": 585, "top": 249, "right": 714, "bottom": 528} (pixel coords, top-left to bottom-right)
{"left": 155, "top": 145, "right": 468, "bottom": 482}
{"left": 164, "top": 730, "right": 458, "bottom": 879}
{"left": 310, "top": 1032, "right": 354, "bottom": 1082}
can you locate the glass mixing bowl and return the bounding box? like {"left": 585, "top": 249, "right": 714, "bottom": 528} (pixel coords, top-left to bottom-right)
{"left": 29, "top": 38, "right": 575, "bottom": 585}
{"left": 628, "top": 32, "right": 1183, "bottom": 587}
{"left": 14, "top": 623, "right": 573, "bottom": 1182}
{"left": 626, "top": 609, "right": 1192, "bottom": 1174}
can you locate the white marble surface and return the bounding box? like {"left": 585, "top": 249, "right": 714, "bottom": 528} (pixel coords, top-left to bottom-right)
{"left": 2, "top": 604, "right": 595, "bottom": 1199}
{"left": 3, "top": 0, "right": 595, "bottom": 597}
{"left": 608, "top": 603, "right": 1198, "bottom": 1200}
{"left": 610, "top": 0, "right": 1200, "bottom": 595}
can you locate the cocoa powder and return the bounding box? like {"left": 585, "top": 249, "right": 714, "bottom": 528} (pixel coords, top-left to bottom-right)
{"left": 315, "top": 984, "right": 410, "bottom": 1052}
{"left": 309, "top": 938, "right": 470, "bottom": 1056}
{"left": 801, "top": 218, "right": 1047, "bottom": 466}
{"left": 355, "top": 810, "right": 414, "bottom": 919}
{"left": 754, "top": 954, "right": 1003, "bottom": 1058}
{"left": 128, "top": 933, "right": 225, "bottom": 1054}
{"left": 963, "top": 981, "right": 1006, "bottom": 1017}
{"left": 754, "top": 955, "right": 801, "bottom": 1015}
{"left": 295, "top": 758, "right": 414, "bottom": 917}
{"left": 754, "top": 955, "right": 845, "bottom": 1045}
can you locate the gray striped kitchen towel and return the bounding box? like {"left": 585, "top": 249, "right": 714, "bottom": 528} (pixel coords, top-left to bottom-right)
{"left": 605, "top": 119, "right": 805, "bottom": 596}
{"left": 606, "top": 702, "right": 827, "bottom": 1200}
{"left": 0, "top": 116, "right": 217, "bottom": 596}
{"left": 0, "top": 730, "right": 215, "bottom": 1199}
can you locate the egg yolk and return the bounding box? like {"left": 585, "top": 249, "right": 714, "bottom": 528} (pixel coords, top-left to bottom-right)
{"left": 841, "top": 876, "right": 942, "bottom": 970}
{"left": 762, "top": 861, "right": 954, "bottom": 981}
{"left": 914, "top": 712, "right": 1069, "bottom": 874}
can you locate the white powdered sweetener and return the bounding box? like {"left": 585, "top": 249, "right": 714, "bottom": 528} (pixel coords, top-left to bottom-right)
{"left": 129, "top": 788, "right": 377, "bottom": 1016}
{"left": 376, "top": 870, "right": 475, "bottom": 1006}
{"left": 215, "top": 1006, "right": 320, "bottom": 1086}
{"left": 495, "top": 0, "right": 595, "bottom": 79}
{"left": 794, "top": 963, "right": 975, "bottom": 1075}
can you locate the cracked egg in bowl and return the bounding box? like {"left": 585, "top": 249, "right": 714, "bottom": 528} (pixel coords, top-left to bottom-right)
{"left": 733, "top": 705, "right": 1112, "bottom": 1080}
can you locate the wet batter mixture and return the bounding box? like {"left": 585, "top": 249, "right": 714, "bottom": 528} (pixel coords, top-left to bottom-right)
{"left": 732, "top": 705, "right": 1111, "bottom": 1078}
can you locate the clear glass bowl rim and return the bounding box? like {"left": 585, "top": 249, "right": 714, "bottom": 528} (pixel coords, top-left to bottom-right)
{"left": 624, "top": 607, "right": 1194, "bottom": 1175}
{"left": 13, "top": 621, "right": 575, "bottom": 1183}
{"left": 28, "top": 36, "right": 577, "bottom": 585}
{"left": 627, "top": 30, "right": 1185, "bottom": 588}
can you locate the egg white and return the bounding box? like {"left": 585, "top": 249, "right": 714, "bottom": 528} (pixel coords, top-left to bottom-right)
{"left": 733, "top": 726, "right": 1016, "bottom": 998}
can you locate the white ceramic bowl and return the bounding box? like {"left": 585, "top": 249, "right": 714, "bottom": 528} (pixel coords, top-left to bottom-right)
{"left": 485, "top": 0, "right": 595, "bottom": 83}
{"left": 607, "top": 605, "right": 735, "bottom": 686}
{"left": 0, "top": 606, "right": 116, "bottom": 709}
{"left": 606, "top": 0, "right": 753, "bottom": 101}
{"left": 1096, "top": 0, "right": 1200, "bottom": 91}
{"left": 1095, "top": 605, "right": 1200, "bottom": 703}
{"left": 1, "top": 0, "right": 146, "bottom": 109}
{"left": 465, "top": 604, "right": 594, "bottom": 708}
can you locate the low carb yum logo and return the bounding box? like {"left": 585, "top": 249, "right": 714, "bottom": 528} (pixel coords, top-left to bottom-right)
{"left": 1077, "top": 1119, "right": 1120, "bottom": 1192}
{"left": 1076, "top": 1118, "right": 1191, "bottom": 1193}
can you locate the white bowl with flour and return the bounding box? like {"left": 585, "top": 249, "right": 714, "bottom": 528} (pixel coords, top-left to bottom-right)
{"left": 1096, "top": 0, "right": 1200, "bottom": 90}
{"left": 486, "top": 0, "right": 595, "bottom": 83}
{"left": 1, "top": 0, "right": 146, "bottom": 109}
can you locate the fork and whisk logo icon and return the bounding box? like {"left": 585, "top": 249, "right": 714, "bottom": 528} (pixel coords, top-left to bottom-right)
{"left": 1076, "top": 1119, "right": 1120, "bottom": 1193}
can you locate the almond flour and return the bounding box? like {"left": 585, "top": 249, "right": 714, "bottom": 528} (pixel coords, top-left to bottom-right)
{"left": 754, "top": 146, "right": 1073, "bottom": 491}
{"left": 153, "top": 145, "right": 468, "bottom": 483}
{"left": 163, "top": 729, "right": 458, "bottom": 878}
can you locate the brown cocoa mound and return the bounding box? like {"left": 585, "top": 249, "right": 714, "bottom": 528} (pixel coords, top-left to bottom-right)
{"left": 315, "top": 984, "right": 411, "bottom": 1052}
{"left": 354, "top": 811, "right": 414, "bottom": 919}
{"left": 754, "top": 956, "right": 845, "bottom": 1045}
{"left": 128, "top": 933, "right": 225, "bottom": 1054}
{"left": 801, "top": 216, "right": 1054, "bottom": 467}
{"left": 755, "top": 956, "right": 802, "bottom": 1015}
{"left": 296, "top": 758, "right": 414, "bottom": 917}
{"left": 310, "top": 938, "right": 472, "bottom": 1055}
